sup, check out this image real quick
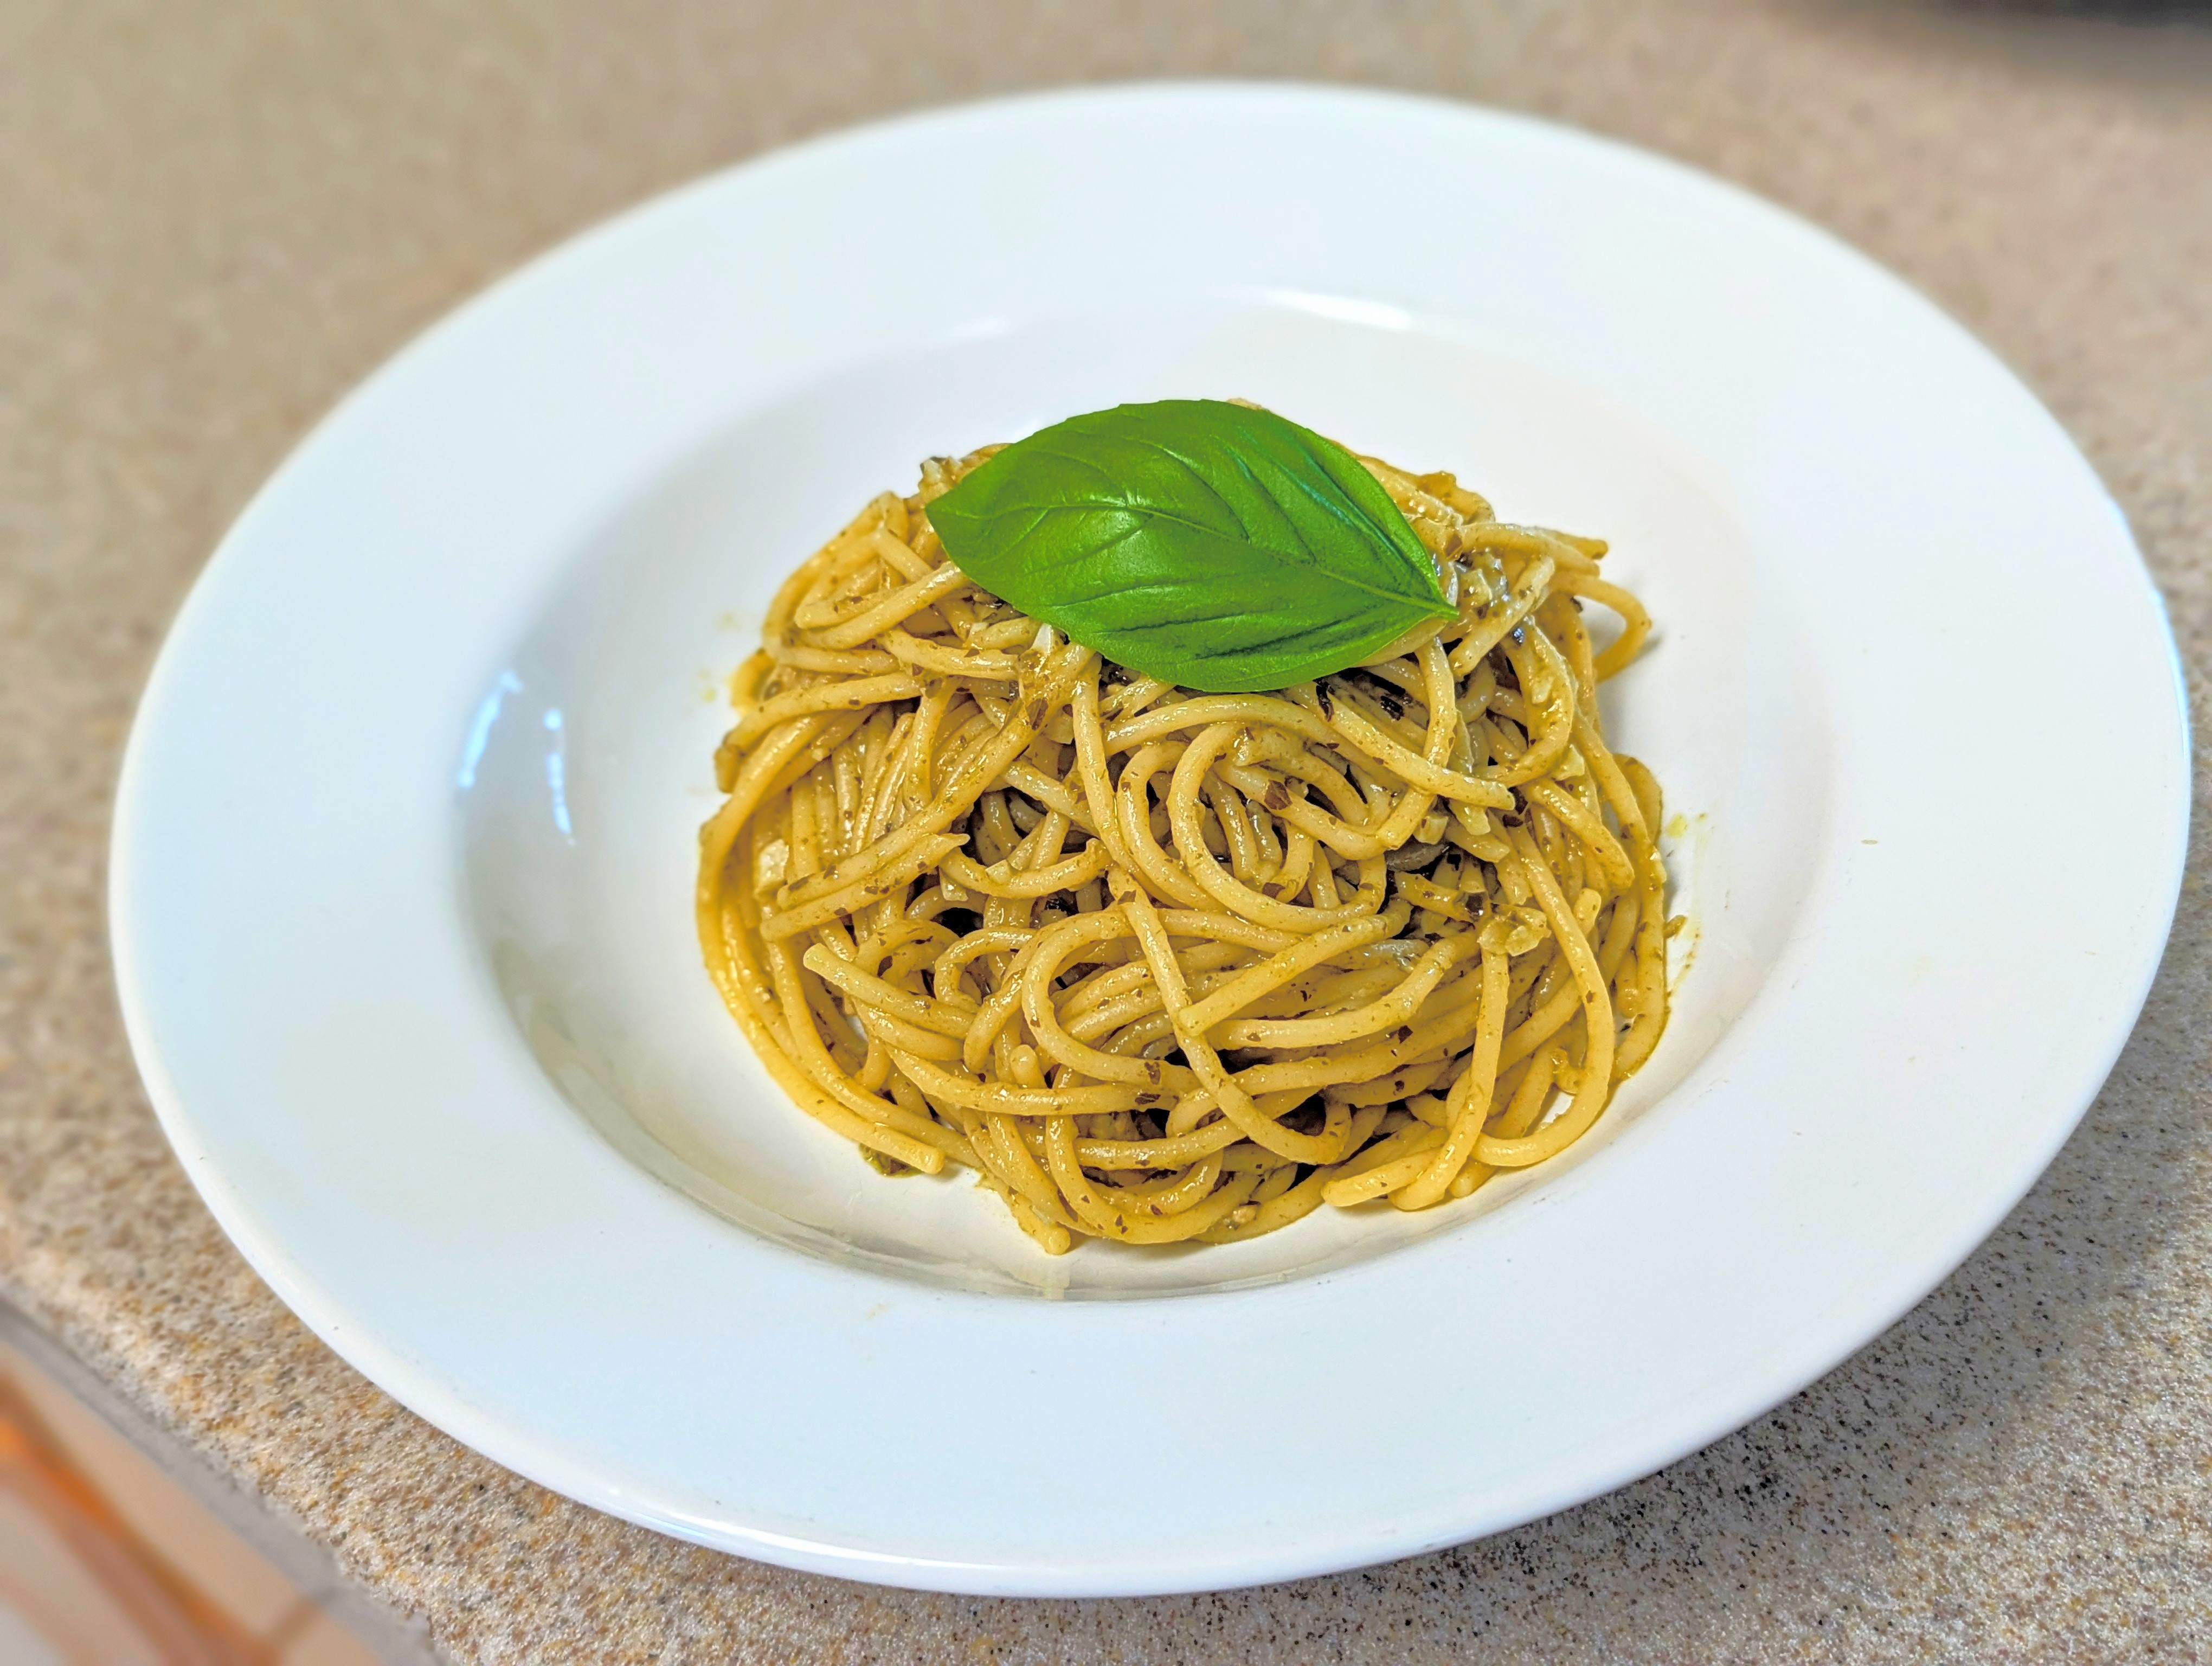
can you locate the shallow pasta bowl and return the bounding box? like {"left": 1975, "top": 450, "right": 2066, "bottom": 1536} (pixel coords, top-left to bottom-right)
{"left": 110, "top": 84, "right": 2188, "bottom": 1594}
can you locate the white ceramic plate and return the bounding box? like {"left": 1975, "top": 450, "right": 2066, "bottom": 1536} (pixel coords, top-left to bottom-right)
{"left": 112, "top": 85, "right": 2187, "bottom": 1595}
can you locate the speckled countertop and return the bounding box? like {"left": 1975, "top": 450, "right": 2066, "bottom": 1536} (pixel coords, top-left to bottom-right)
{"left": 3, "top": 2, "right": 2207, "bottom": 1660}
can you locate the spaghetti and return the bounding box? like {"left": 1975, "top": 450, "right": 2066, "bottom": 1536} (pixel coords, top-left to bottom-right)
{"left": 698, "top": 443, "right": 1674, "bottom": 1253}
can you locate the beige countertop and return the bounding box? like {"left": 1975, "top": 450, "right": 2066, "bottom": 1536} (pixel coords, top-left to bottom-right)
{"left": 4, "top": 2, "right": 2207, "bottom": 1660}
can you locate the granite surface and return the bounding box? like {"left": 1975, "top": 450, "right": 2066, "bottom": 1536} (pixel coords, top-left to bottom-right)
{"left": 3, "top": 2, "right": 2208, "bottom": 1661}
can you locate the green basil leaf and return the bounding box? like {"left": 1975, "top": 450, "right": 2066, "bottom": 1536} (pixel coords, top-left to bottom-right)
{"left": 926, "top": 400, "right": 1455, "bottom": 694}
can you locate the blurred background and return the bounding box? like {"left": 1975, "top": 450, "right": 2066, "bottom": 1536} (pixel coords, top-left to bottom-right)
{"left": 0, "top": 1322, "right": 394, "bottom": 1663}
{"left": 3, "top": 3, "right": 2207, "bottom": 1662}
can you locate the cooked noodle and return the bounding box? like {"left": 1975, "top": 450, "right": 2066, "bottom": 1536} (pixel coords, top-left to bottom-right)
{"left": 698, "top": 442, "right": 1674, "bottom": 1253}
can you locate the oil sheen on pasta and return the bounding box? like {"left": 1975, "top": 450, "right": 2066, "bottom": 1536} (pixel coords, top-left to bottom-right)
{"left": 697, "top": 444, "right": 1673, "bottom": 1254}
